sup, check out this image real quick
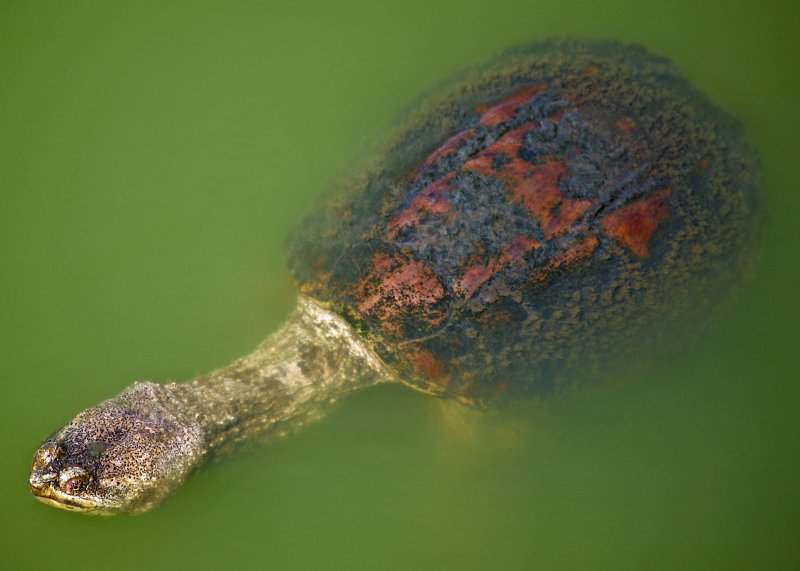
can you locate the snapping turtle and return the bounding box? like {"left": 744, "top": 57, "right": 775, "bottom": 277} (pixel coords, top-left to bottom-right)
{"left": 29, "top": 39, "right": 760, "bottom": 514}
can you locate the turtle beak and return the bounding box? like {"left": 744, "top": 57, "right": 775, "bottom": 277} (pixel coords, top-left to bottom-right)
{"left": 29, "top": 469, "right": 100, "bottom": 513}
{"left": 29, "top": 469, "right": 58, "bottom": 493}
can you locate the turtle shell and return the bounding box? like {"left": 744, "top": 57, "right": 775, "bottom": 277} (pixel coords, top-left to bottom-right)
{"left": 287, "top": 39, "right": 761, "bottom": 403}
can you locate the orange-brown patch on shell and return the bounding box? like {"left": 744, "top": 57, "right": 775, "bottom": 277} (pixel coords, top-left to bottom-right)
{"left": 357, "top": 252, "right": 448, "bottom": 336}
{"left": 491, "top": 124, "right": 533, "bottom": 155}
{"left": 457, "top": 262, "right": 496, "bottom": 298}
{"left": 547, "top": 108, "right": 566, "bottom": 125}
{"left": 403, "top": 347, "right": 450, "bottom": 385}
{"left": 416, "top": 129, "right": 476, "bottom": 173}
{"left": 502, "top": 157, "right": 595, "bottom": 238}
{"left": 503, "top": 235, "right": 540, "bottom": 262}
{"left": 531, "top": 235, "right": 600, "bottom": 282}
{"left": 464, "top": 129, "right": 595, "bottom": 239}
{"left": 461, "top": 153, "right": 495, "bottom": 176}
{"left": 462, "top": 124, "right": 532, "bottom": 174}
{"left": 614, "top": 116, "right": 636, "bottom": 134}
{"left": 455, "top": 235, "right": 540, "bottom": 297}
{"left": 478, "top": 84, "right": 546, "bottom": 126}
{"left": 388, "top": 173, "right": 456, "bottom": 237}
{"left": 601, "top": 189, "right": 672, "bottom": 258}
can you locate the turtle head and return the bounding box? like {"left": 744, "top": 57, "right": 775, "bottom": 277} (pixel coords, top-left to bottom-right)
{"left": 29, "top": 382, "right": 206, "bottom": 515}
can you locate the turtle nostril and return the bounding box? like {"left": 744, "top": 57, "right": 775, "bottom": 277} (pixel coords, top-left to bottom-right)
{"left": 29, "top": 471, "right": 57, "bottom": 489}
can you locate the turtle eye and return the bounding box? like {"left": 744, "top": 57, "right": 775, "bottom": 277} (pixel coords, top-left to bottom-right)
{"left": 62, "top": 476, "right": 87, "bottom": 495}
{"left": 58, "top": 467, "right": 90, "bottom": 495}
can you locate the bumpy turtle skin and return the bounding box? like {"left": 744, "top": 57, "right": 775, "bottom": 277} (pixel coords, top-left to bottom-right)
{"left": 287, "top": 39, "right": 761, "bottom": 403}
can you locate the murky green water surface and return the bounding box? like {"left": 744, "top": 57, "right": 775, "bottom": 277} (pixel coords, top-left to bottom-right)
{"left": 1, "top": 1, "right": 797, "bottom": 569}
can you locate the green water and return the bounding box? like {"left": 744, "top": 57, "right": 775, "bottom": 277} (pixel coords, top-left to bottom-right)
{"left": 1, "top": 1, "right": 797, "bottom": 569}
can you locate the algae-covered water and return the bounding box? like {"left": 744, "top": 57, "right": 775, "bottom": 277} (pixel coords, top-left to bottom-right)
{"left": 1, "top": 1, "right": 798, "bottom": 569}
